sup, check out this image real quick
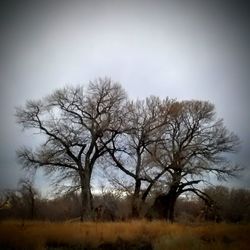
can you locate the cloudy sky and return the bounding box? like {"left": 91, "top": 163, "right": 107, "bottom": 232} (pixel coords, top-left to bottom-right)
{"left": 0, "top": 0, "right": 249, "bottom": 195}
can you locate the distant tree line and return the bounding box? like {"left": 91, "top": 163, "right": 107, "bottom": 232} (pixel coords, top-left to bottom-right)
{"left": 1, "top": 184, "right": 250, "bottom": 223}
{"left": 14, "top": 78, "right": 240, "bottom": 222}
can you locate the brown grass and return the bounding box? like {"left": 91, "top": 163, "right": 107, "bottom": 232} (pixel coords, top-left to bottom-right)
{"left": 0, "top": 220, "right": 249, "bottom": 249}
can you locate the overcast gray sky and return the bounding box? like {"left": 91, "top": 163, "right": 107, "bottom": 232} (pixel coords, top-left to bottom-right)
{"left": 0, "top": 0, "right": 249, "bottom": 195}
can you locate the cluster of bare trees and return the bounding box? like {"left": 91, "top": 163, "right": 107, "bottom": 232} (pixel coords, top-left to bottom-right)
{"left": 201, "top": 186, "right": 250, "bottom": 222}
{"left": 16, "top": 78, "right": 240, "bottom": 221}
{"left": 0, "top": 179, "right": 38, "bottom": 220}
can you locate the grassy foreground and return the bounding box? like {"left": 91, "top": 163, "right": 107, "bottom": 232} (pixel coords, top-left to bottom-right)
{"left": 0, "top": 220, "right": 249, "bottom": 250}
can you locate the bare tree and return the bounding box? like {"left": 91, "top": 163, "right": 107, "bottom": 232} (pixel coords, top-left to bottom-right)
{"left": 16, "top": 78, "right": 126, "bottom": 220}
{"left": 147, "top": 100, "right": 240, "bottom": 222}
{"left": 18, "top": 178, "right": 38, "bottom": 219}
{"left": 103, "top": 97, "right": 173, "bottom": 217}
{"left": 0, "top": 194, "right": 10, "bottom": 210}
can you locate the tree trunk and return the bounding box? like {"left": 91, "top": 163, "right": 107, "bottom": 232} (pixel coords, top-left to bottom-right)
{"left": 146, "top": 186, "right": 178, "bottom": 222}
{"left": 30, "top": 195, "right": 35, "bottom": 220}
{"left": 79, "top": 170, "right": 93, "bottom": 221}
{"left": 168, "top": 192, "right": 177, "bottom": 223}
{"left": 131, "top": 179, "right": 141, "bottom": 218}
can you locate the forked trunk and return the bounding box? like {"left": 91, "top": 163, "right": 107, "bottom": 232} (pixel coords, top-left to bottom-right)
{"left": 146, "top": 186, "right": 178, "bottom": 222}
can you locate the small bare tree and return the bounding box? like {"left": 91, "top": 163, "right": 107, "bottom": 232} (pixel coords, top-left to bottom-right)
{"left": 0, "top": 194, "right": 10, "bottom": 210}
{"left": 16, "top": 78, "right": 126, "bottom": 220}
{"left": 18, "top": 178, "right": 38, "bottom": 220}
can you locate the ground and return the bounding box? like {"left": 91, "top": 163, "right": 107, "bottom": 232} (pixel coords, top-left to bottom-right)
{"left": 0, "top": 220, "right": 249, "bottom": 249}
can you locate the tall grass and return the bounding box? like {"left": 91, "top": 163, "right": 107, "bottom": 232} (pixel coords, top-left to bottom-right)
{"left": 0, "top": 220, "right": 249, "bottom": 249}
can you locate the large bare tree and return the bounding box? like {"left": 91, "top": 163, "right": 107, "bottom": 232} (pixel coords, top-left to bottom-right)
{"left": 147, "top": 100, "right": 240, "bottom": 222}
{"left": 16, "top": 78, "right": 126, "bottom": 220}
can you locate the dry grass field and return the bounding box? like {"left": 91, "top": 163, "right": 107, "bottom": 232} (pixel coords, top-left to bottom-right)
{"left": 0, "top": 220, "right": 249, "bottom": 250}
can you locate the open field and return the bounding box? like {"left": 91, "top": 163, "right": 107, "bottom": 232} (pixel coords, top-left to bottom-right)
{"left": 0, "top": 220, "right": 249, "bottom": 250}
